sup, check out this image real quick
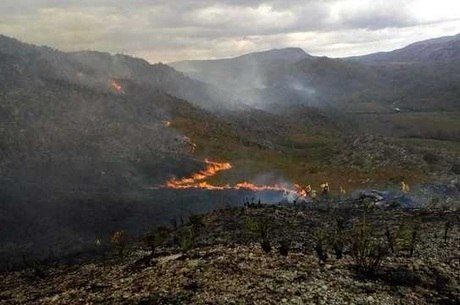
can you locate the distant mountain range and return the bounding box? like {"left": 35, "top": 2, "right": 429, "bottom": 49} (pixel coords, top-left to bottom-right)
{"left": 171, "top": 33, "right": 460, "bottom": 112}
{"left": 350, "top": 33, "right": 460, "bottom": 64}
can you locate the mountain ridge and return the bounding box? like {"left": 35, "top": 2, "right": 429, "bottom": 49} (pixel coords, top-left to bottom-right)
{"left": 172, "top": 47, "right": 310, "bottom": 66}
{"left": 170, "top": 33, "right": 460, "bottom": 112}
{"left": 0, "top": 34, "right": 244, "bottom": 112}
{"left": 351, "top": 33, "right": 460, "bottom": 64}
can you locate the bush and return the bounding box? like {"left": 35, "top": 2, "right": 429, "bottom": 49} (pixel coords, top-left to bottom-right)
{"left": 178, "top": 227, "right": 196, "bottom": 252}
{"left": 444, "top": 221, "right": 452, "bottom": 243}
{"left": 422, "top": 152, "right": 438, "bottom": 164}
{"left": 451, "top": 163, "right": 460, "bottom": 174}
{"left": 350, "top": 210, "right": 389, "bottom": 274}
{"left": 111, "top": 230, "right": 128, "bottom": 257}
{"left": 188, "top": 214, "right": 205, "bottom": 229}
{"left": 333, "top": 240, "right": 344, "bottom": 259}
{"left": 333, "top": 217, "right": 346, "bottom": 259}
{"left": 350, "top": 230, "right": 388, "bottom": 274}
{"left": 278, "top": 240, "right": 290, "bottom": 256}
{"left": 409, "top": 228, "right": 418, "bottom": 258}
{"left": 261, "top": 239, "right": 272, "bottom": 253}
{"left": 313, "top": 229, "right": 328, "bottom": 264}
{"left": 140, "top": 226, "right": 171, "bottom": 257}
{"left": 245, "top": 217, "right": 271, "bottom": 253}
{"left": 385, "top": 226, "right": 396, "bottom": 254}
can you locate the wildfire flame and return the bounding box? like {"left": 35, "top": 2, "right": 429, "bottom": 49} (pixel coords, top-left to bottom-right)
{"left": 166, "top": 159, "right": 232, "bottom": 189}
{"left": 162, "top": 120, "right": 171, "bottom": 127}
{"left": 111, "top": 80, "right": 123, "bottom": 93}
{"left": 165, "top": 159, "right": 314, "bottom": 198}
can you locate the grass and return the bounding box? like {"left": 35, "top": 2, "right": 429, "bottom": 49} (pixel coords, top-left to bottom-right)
{"left": 350, "top": 112, "right": 460, "bottom": 141}
{"left": 394, "top": 137, "right": 460, "bottom": 153}
{"left": 169, "top": 113, "right": 432, "bottom": 193}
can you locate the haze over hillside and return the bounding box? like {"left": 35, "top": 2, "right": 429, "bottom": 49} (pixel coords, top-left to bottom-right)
{"left": 172, "top": 33, "right": 460, "bottom": 114}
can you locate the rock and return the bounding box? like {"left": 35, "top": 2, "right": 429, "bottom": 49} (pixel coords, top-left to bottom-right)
{"left": 158, "top": 253, "right": 183, "bottom": 264}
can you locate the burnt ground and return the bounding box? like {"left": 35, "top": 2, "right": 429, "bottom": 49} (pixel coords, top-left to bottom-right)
{"left": 0, "top": 205, "right": 459, "bottom": 305}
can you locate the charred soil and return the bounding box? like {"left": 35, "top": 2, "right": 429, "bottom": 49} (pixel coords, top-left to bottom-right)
{"left": 1, "top": 204, "right": 459, "bottom": 305}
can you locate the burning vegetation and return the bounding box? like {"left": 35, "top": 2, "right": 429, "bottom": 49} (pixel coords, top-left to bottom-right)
{"left": 111, "top": 80, "right": 124, "bottom": 93}
{"left": 165, "top": 159, "right": 323, "bottom": 201}
{"left": 166, "top": 159, "right": 232, "bottom": 190}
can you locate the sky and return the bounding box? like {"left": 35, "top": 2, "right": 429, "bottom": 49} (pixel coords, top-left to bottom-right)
{"left": 1, "top": 0, "right": 460, "bottom": 63}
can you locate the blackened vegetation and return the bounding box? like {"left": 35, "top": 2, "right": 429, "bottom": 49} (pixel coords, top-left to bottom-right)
{"left": 278, "top": 239, "right": 290, "bottom": 256}
{"left": 314, "top": 229, "right": 329, "bottom": 264}
{"left": 0, "top": 202, "right": 459, "bottom": 305}
{"left": 136, "top": 226, "right": 171, "bottom": 266}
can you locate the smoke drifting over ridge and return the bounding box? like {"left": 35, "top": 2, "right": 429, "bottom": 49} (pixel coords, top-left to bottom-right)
{"left": 170, "top": 47, "right": 319, "bottom": 110}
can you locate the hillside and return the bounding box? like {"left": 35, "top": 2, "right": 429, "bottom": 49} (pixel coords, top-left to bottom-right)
{"left": 0, "top": 35, "right": 341, "bottom": 266}
{"left": 0, "top": 35, "right": 242, "bottom": 112}
{"left": 1, "top": 204, "right": 459, "bottom": 304}
{"left": 0, "top": 34, "right": 251, "bottom": 264}
{"left": 0, "top": 34, "right": 458, "bottom": 271}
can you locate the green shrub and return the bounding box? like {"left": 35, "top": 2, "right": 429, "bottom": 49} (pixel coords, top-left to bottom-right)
{"left": 350, "top": 209, "right": 389, "bottom": 274}
{"left": 174, "top": 214, "right": 208, "bottom": 253}
{"left": 245, "top": 217, "right": 271, "bottom": 253}
{"left": 245, "top": 217, "right": 269, "bottom": 240}
{"left": 178, "top": 227, "right": 196, "bottom": 252}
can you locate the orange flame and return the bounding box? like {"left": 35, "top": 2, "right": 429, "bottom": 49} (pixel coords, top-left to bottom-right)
{"left": 111, "top": 80, "right": 123, "bottom": 93}
{"left": 166, "top": 159, "right": 232, "bottom": 189}
{"left": 165, "top": 159, "right": 311, "bottom": 198}
{"left": 162, "top": 120, "right": 171, "bottom": 127}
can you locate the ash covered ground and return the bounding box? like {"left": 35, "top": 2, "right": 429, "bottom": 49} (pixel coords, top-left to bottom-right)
{"left": 1, "top": 202, "right": 459, "bottom": 305}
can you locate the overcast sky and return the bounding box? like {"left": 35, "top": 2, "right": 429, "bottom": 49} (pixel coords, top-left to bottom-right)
{"left": 1, "top": 0, "right": 460, "bottom": 62}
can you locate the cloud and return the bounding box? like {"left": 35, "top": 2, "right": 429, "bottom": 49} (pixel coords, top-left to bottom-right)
{"left": 331, "top": 0, "right": 418, "bottom": 29}
{"left": 0, "top": 0, "right": 459, "bottom": 62}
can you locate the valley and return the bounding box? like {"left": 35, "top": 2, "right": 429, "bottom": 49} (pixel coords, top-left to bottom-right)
{"left": 0, "top": 33, "right": 458, "bottom": 275}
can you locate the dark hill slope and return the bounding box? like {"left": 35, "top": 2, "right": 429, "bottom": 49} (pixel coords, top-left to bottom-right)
{"left": 0, "top": 35, "right": 249, "bottom": 262}
{"left": 0, "top": 35, "right": 241, "bottom": 112}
